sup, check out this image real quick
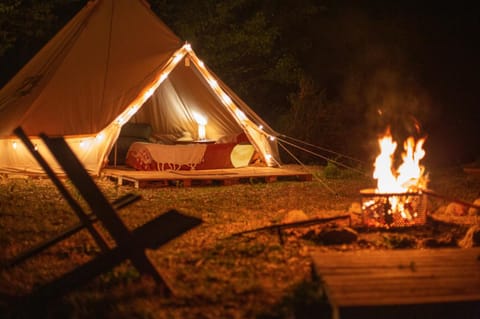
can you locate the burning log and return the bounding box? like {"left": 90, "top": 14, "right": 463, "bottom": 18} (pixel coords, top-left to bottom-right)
{"left": 361, "top": 187, "right": 480, "bottom": 228}
{"left": 360, "top": 188, "right": 427, "bottom": 227}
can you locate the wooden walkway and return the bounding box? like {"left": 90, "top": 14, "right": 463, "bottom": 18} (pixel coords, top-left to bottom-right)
{"left": 101, "top": 165, "right": 312, "bottom": 188}
{"left": 311, "top": 247, "right": 480, "bottom": 319}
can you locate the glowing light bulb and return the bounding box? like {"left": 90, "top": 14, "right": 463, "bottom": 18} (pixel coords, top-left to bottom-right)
{"left": 235, "top": 109, "right": 247, "bottom": 122}
{"left": 192, "top": 112, "right": 208, "bottom": 140}
{"left": 159, "top": 73, "right": 168, "bottom": 83}
{"left": 173, "top": 53, "right": 183, "bottom": 64}
{"left": 127, "top": 105, "right": 139, "bottom": 117}
{"left": 79, "top": 139, "right": 92, "bottom": 149}
{"left": 221, "top": 93, "right": 232, "bottom": 105}
{"left": 95, "top": 132, "right": 105, "bottom": 142}
{"left": 143, "top": 87, "right": 155, "bottom": 100}
{"left": 208, "top": 79, "right": 218, "bottom": 89}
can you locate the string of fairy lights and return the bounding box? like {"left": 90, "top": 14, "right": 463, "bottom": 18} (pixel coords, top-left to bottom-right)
{"left": 7, "top": 43, "right": 278, "bottom": 167}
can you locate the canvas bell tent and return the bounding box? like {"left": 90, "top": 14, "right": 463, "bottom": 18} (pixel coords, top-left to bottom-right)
{"left": 0, "top": 0, "right": 279, "bottom": 175}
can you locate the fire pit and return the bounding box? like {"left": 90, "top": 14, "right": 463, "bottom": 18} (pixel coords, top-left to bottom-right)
{"left": 362, "top": 128, "right": 429, "bottom": 228}
{"left": 360, "top": 188, "right": 427, "bottom": 227}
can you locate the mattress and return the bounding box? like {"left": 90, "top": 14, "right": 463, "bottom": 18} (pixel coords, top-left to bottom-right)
{"left": 125, "top": 142, "right": 247, "bottom": 171}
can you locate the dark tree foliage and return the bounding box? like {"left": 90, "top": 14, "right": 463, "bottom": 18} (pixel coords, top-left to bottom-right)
{"left": 151, "top": 0, "right": 319, "bottom": 125}
{"left": 1, "top": 0, "right": 322, "bottom": 144}
{"left": 0, "top": 0, "right": 84, "bottom": 86}
{"left": 0, "top": 1, "right": 20, "bottom": 57}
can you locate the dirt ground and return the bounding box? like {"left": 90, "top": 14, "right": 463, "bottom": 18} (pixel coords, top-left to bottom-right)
{"left": 0, "top": 166, "right": 479, "bottom": 318}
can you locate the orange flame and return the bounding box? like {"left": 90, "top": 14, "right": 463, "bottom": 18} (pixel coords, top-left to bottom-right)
{"left": 373, "top": 130, "right": 427, "bottom": 194}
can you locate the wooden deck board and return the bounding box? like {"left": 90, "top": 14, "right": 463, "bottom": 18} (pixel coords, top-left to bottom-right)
{"left": 311, "top": 247, "right": 480, "bottom": 319}
{"left": 101, "top": 165, "right": 312, "bottom": 188}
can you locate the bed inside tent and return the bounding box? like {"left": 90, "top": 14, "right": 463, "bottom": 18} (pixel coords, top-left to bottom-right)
{"left": 106, "top": 56, "right": 260, "bottom": 172}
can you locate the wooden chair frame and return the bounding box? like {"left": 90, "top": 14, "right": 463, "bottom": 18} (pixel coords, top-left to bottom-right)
{"left": 5, "top": 127, "right": 202, "bottom": 302}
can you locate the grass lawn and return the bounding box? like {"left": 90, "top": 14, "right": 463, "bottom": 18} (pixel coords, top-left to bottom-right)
{"left": 0, "top": 165, "right": 479, "bottom": 318}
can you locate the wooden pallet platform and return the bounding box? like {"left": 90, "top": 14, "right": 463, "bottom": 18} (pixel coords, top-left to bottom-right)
{"left": 311, "top": 247, "right": 480, "bottom": 319}
{"left": 101, "top": 165, "right": 312, "bottom": 188}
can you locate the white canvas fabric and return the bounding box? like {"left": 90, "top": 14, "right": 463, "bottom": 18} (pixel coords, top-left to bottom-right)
{"left": 0, "top": 0, "right": 279, "bottom": 174}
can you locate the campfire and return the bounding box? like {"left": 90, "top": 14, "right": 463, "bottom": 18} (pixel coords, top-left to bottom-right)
{"left": 361, "top": 129, "right": 429, "bottom": 227}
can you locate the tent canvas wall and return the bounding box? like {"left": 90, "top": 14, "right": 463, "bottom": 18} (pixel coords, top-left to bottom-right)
{"left": 0, "top": 0, "right": 279, "bottom": 175}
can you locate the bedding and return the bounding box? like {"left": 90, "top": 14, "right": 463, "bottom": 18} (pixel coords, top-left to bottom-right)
{"left": 125, "top": 142, "right": 239, "bottom": 171}
{"left": 109, "top": 123, "right": 153, "bottom": 165}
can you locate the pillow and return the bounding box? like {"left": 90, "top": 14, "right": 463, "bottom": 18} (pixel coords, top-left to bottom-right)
{"left": 120, "top": 123, "right": 152, "bottom": 139}
{"left": 195, "top": 143, "right": 236, "bottom": 170}
{"left": 108, "top": 123, "right": 152, "bottom": 165}
{"left": 230, "top": 144, "right": 255, "bottom": 168}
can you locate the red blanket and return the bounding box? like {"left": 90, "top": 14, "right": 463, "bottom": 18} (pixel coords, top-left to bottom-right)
{"left": 126, "top": 142, "right": 236, "bottom": 171}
